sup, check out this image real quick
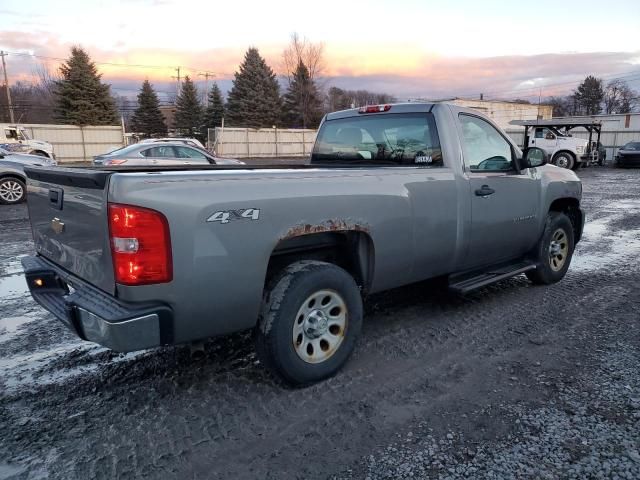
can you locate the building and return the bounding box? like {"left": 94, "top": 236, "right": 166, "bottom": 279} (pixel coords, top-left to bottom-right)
{"left": 427, "top": 98, "right": 554, "bottom": 130}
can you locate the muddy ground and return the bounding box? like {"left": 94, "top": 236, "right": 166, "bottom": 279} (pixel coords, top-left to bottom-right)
{"left": 0, "top": 168, "right": 639, "bottom": 479}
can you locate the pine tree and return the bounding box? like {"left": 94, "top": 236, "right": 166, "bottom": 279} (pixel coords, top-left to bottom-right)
{"left": 574, "top": 76, "right": 604, "bottom": 115}
{"left": 130, "top": 80, "right": 167, "bottom": 137}
{"left": 225, "top": 48, "right": 282, "bottom": 128}
{"left": 282, "top": 61, "right": 323, "bottom": 128}
{"left": 174, "top": 76, "right": 203, "bottom": 135}
{"left": 54, "top": 46, "right": 118, "bottom": 126}
{"left": 203, "top": 83, "right": 225, "bottom": 131}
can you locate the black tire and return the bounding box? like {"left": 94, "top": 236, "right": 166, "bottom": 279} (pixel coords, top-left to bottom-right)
{"left": 552, "top": 152, "right": 575, "bottom": 170}
{"left": 0, "top": 177, "right": 26, "bottom": 205}
{"left": 255, "top": 260, "right": 363, "bottom": 386}
{"left": 526, "top": 212, "right": 575, "bottom": 285}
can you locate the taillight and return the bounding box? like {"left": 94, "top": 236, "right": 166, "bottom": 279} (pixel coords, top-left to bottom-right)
{"left": 108, "top": 203, "right": 172, "bottom": 285}
{"left": 358, "top": 104, "right": 391, "bottom": 114}
{"left": 105, "top": 159, "right": 127, "bottom": 165}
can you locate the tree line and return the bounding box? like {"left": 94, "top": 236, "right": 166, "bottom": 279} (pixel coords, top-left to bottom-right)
{"left": 546, "top": 75, "right": 638, "bottom": 117}
{"left": 0, "top": 41, "right": 397, "bottom": 137}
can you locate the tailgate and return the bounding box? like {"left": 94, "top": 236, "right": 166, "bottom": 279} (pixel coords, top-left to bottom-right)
{"left": 24, "top": 167, "right": 116, "bottom": 294}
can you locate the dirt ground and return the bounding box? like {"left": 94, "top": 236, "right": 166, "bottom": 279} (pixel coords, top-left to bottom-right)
{"left": 0, "top": 167, "right": 639, "bottom": 479}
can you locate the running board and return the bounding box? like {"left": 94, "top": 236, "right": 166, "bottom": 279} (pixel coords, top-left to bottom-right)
{"left": 448, "top": 261, "right": 536, "bottom": 294}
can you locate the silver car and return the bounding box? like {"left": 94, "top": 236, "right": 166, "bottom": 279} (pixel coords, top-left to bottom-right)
{"left": 93, "top": 142, "right": 244, "bottom": 166}
{"left": 0, "top": 147, "right": 57, "bottom": 204}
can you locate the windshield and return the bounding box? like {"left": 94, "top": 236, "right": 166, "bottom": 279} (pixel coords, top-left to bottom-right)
{"left": 622, "top": 142, "right": 640, "bottom": 151}
{"left": 17, "top": 127, "right": 30, "bottom": 141}
{"left": 311, "top": 112, "right": 443, "bottom": 166}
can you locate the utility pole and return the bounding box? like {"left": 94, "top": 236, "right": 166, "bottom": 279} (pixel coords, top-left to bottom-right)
{"left": 171, "top": 66, "right": 181, "bottom": 99}
{"left": 1, "top": 51, "right": 15, "bottom": 123}
{"left": 198, "top": 72, "right": 214, "bottom": 106}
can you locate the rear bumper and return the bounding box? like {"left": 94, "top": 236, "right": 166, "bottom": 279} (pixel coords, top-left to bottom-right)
{"left": 21, "top": 255, "right": 173, "bottom": 352}
{"left": 616, "top": 155, "right": 640, "bottom": 167}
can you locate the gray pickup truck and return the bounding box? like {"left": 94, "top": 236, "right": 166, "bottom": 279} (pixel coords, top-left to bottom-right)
{"left": 21, "top": 103, "right": 584, "bottom": 385}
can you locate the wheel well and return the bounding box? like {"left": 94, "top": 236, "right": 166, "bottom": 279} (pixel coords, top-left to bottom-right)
{"left": 266, "top": 231, "right": 375, "bottom": 294}
{"left": 0, "top": 173, "right": 26, "bottom": 184}
{"left": 549, "top": 198, "right": 581, "bottom": 240}
{"left": 30, "top": 150, "right": 50, "bottom": 158}
{"left": 552, "top": 150, "right": 576, "bottom": 160}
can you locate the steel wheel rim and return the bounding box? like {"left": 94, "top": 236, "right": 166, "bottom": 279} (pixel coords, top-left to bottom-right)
{"left": 292, "top": 289, "right": 348, "bottom": 364}
{"left": 555, "top": 155, "right": 569, "bottom": 168}
{"left": 548, "top": 228, "right": 569, "bottom": 271}
{"left": 0, "top": 181, "right": 23, "bottom": 202}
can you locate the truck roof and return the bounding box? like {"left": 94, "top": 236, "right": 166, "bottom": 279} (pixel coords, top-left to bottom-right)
{"left": 325, "top": 102, "right": 435, "bottom": 121}
{"left": 510, "top": 119, "right": 602, "bottom": 127}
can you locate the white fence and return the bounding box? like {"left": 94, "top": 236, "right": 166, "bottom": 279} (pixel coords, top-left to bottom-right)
{"left": 22, "top": 124, "right": 125, "bottom": 163}
{"left": 209, "top": 127, "right": 317, "bottom": 158}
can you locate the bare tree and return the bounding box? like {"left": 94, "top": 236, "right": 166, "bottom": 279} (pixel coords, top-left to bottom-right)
{"left": 604, "top": 79, "right": 636, "bottom": 114}
{"left": 282, "top": 33, "right": 325, "bottom": 84}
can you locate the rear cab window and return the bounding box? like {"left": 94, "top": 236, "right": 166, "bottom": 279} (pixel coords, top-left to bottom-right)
{"left": 311, "top": 112, "right": 443, "bottom": 167}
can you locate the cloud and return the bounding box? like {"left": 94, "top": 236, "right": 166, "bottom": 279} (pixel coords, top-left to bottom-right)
{"left": 1, "top": 30, "right": 638, "bottom": 103}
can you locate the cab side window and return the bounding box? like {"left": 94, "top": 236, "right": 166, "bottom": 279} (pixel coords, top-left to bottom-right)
{"left": 459, "top": 114, "right": 513, "bottom": 172}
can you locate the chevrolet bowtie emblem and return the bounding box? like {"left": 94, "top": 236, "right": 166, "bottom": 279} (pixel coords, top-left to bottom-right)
{"left": 51, "top": 217, "right": 65, "bottom": 234}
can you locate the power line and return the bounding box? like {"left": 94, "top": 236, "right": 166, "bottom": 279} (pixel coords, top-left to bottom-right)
{"left": 2, "top": 50, "right": 229, "bottom": 76}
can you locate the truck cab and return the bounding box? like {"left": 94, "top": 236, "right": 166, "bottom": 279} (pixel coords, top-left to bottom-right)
{"left": 528, "top": 126, "right": 587, "bottom": 169}
{"left": 0, "top": 124, "right": 55, "bottom": 159}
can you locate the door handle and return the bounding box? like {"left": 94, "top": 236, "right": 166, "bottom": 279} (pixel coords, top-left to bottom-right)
{"left": 475, "top": 185, "right": 495, "bottom": 197}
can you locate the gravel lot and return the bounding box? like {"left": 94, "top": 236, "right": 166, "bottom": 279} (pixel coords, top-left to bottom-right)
{"left": 1, "top": 167, "right": 639, "bottom": 479}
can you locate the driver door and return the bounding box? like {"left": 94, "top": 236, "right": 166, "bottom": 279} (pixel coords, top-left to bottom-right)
{"left": 459, "top": 114, "right": 541, "bottom": 269}
{"left": 530, "top": 127, "right": 557, "bottom": 152}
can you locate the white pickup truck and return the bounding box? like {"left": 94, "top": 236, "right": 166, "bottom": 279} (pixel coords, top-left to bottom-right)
{"left": 0, "top": 124, "right": 55, "bottom": 159}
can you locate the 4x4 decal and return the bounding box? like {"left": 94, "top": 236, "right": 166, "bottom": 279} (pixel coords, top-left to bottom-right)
{"left": 207, "top": 208, "right": 260, "bottom": 224}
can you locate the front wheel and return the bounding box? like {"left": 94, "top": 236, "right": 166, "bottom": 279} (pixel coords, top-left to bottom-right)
{"left": 0, "top": 177, "right": 26, "bottom": 204}
{"left": 526, "top": 212, "right": 575, "bottom": 285}
{"left": 255, "top": 261, "right": 363, "bottom": 385}
{"left": 552, "top": 152, "right": 575, "bottom": 170}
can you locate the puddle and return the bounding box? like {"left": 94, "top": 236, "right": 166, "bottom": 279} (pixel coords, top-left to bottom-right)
{"left": 0, "top": 337, "right": 150, "bottom": 394}
{"left": 0, "top": 272, "right": 29, "bottom": 299}
{"left": 0, "top": 254, "right": 27, "bottom": 276}
{"left": 0, "top": 314, "right": 39, "bottom": 344}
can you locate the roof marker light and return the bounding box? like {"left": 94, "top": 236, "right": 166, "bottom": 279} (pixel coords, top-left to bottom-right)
{"left": 358, "top": 105, "right": 392, "bottom": 114}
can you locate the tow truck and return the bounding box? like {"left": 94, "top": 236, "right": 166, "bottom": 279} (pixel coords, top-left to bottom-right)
{"left": 511, "top": 119, "right": 602, "bottom": 170}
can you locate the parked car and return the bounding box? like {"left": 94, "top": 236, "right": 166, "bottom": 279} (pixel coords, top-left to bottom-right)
{"left": 93, "top": 142, "right": 244, "bottom": 166}
{"left": 615, "top": 141, "right": 640, "bottom": 168}
{"left": 139, "top": 137, "right": 206, "bottom": 149}
{"left": 0, "top": 147, "right": 57, "bottom": 204}
{"left": 0, "top": 124, "right": 55, "bottom": 158}
{"left": 21, "top": 103, "right": 584, "bottom": 385}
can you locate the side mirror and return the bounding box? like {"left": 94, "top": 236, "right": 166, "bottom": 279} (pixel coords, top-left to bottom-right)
{"left": 522, "top": 147, "right": 548, "bottom": 168}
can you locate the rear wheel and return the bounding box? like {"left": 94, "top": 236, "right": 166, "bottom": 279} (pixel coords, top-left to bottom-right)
{"left": 526, "top": 212, "right": 575, "bottom": 285}
{"left": 255, "top": 261, "right": 363, "bottom": 386}
{"left": 0, "top": 177, "right": 26, "bottom": 204}
{"left": 552, "top": 152, "right": 575, "bottom": 170}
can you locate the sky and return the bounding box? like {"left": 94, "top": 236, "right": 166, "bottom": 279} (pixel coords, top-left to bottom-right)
{"left": 1, "top": 0, "right": 639, "bottom": 102}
